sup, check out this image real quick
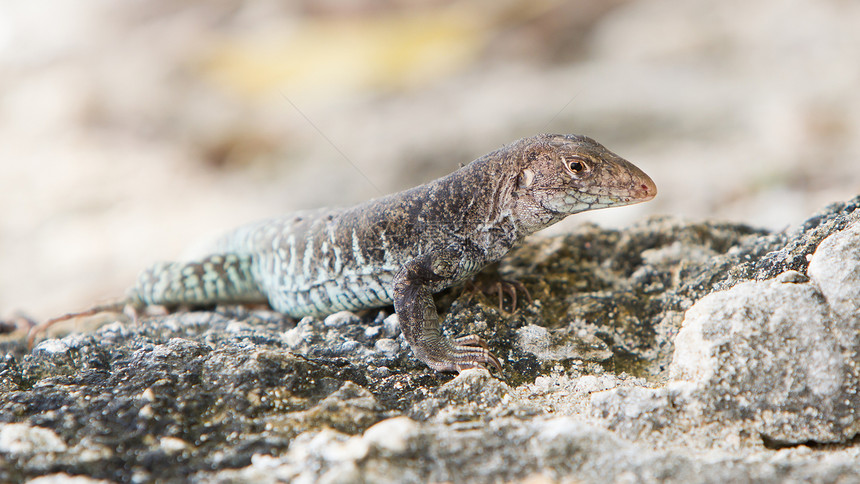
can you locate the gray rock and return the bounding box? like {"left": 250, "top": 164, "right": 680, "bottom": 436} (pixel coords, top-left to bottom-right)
{"left": 671, "top": 280, "right": 858, "bottom": 444}
{"left": 667, "top": 222, "right": 860, "bottom": 444}
{"left": 808, "top": 221, "right": 860, "bottom": 325}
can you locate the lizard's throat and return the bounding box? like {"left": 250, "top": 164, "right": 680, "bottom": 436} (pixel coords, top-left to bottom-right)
{"left": 513, "top": 198, "right": 566, "bottom": 235}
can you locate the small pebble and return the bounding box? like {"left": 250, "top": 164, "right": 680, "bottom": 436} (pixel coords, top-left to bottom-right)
{"left": 374, "top": 338, "right": 400, "bottom": 355}
{"left": 382, "top": 314, "right": 401, "bottom": 338}
{"left": 338, "top": 340, "right": 360, "bottom": 353}
{"left": 324, "top": 311, "right": 359, "bottom": 328}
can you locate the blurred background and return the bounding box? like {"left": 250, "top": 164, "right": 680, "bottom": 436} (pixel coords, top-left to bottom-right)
{"left": 2, "top": 0, "right": 858, "bottom": 320}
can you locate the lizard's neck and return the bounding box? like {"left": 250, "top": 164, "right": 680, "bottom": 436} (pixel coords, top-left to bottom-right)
{"left": 449, "top": 154, "right": 543, "bottom": 261}
{"left": 510, "top": 192, "right": 567, "bottom": 236}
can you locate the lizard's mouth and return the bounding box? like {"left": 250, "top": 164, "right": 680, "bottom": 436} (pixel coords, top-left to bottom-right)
{"left": 534, "top": 179, "right": 656, "bottom": 214}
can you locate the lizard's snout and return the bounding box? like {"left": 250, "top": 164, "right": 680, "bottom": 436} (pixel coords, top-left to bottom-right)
{"left": 620, "top": 159, "right": 657, "bottom": 202}
{"left": 636, "top": 172, "right": 657, "bottom": 201}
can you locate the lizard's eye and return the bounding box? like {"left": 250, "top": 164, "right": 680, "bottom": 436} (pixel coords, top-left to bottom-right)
{"left": 564, "top": 157, "right": 587, "bottom": 175}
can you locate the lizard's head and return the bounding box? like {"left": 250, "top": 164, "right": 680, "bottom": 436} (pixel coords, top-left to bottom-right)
{"left": 515, "top": 134, "right": 656, "bottom": 217}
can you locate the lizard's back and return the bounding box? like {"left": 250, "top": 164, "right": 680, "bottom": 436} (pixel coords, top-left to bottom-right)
{"left": 213, "top": 156, "right": 507, "bottom": 317}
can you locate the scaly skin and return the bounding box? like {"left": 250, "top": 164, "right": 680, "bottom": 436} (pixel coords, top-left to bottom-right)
{"left": 41, "top": 134, "right": 657, "bottom": 372}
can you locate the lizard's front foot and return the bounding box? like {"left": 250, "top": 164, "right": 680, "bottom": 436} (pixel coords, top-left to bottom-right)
{"left": 450, "top": 334, "right": 503, "bottom": 372}
{"left": 393, "top": 248, "right": 504, "bottom": 373}
{"left": 416, "top": 334, "right": 503, "bottom": 373}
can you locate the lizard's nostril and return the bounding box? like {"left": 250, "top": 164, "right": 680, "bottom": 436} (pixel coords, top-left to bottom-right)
{"left": 638, "top": 174, "right": 657, "bottom": 200}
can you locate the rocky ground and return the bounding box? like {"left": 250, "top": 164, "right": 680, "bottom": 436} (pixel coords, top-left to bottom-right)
{"left": 1, "top": 196, "right": 857, "bottom": 483}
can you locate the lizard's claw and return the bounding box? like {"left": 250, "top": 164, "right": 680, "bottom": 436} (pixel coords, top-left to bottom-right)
{"left": 451, "top": 335, "right": 503, "bottom": 373}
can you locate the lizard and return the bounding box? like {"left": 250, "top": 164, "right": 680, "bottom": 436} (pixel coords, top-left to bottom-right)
{"left": 32, "top": 134, "right": 657, "bottom": 372}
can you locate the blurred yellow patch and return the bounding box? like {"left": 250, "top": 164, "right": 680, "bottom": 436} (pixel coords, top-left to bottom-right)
{"left": 201, "top": 10, "right": 486, "bottom": 99}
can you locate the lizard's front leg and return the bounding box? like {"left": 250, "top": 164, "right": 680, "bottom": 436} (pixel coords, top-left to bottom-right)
{"left": 392, "top": 249, "right": 502, "bottom": 373}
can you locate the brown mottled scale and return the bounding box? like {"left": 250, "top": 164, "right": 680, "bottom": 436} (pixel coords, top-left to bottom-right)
{"left": 46, "top": 134, "right": 657, "bottom": 373}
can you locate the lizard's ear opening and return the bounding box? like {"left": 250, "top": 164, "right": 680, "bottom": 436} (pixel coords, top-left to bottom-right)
{"left": 518, "top": 168, "right": 535, "bottom": 188}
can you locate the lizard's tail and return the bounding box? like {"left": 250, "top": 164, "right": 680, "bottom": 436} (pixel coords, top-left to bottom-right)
{"left": 132, "top": 254, "right": 268, "bottom": 307}
{"left": 27, "top": 299, "right": 130, "bottom": 349}
{"left": 28, "top": 254, "right": 268, "bottom": 349}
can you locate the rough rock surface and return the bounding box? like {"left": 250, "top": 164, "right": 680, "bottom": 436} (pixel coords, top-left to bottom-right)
{"left": 1, "top": 196, "right": 859, "bottom": 483}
